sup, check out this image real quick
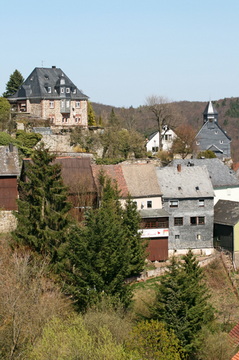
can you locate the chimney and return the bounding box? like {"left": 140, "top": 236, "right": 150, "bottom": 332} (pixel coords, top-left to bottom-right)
{"left": 177, "top": 164, "right": 181, "bottom": 172}
{"left": 52, "top": 65, "right": 56, "bottom": 68}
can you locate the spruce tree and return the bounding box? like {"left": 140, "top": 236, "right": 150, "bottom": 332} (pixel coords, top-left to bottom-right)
{"left": 3, "top": 69, "right": 24, "bottom": 97}
{"left": 12, "top": 143, "right": 72, "bottom": 267}
{"left": 123, "top": 196, "right": 147, "bottom": 276}
{"left": 66, "top": 176, "right": 132, "bottom": 311}
{"left": 151, "top": 251, "right": 214, "bottom": 357}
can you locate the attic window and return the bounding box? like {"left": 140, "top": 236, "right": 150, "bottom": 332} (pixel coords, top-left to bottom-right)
{"left": 196, "top": 141, "right": 200, "bottom": 145}
{"left": 73, "top": 89, "right": 76, "bottom": 94}
{"left": 178, "top": 186, "right": 182, "bottom": 190}
{"left": 47, "top": 87, "right": 51, "bottom": 93}
{"left": 220, "top": 140, "right": 223, "bottom": 144}
{"left": 66, "top": 88, "right": 70, "bottom": 93}
{"left": 169, "top": 200, "right": 178, "bottom": 208}
{"left": 195, "top": 186, "right": 199, "bottom": 191}
{"left": 61, "top": 88, "right": 64, "bottom": 93}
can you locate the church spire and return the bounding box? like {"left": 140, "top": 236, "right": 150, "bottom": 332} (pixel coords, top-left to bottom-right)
{"left": 203, "top": 100, "right": 218, "bottom": 124}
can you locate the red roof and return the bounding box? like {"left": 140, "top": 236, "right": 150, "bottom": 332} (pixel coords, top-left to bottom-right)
{"left": 229, "top": 322, "right": 239, "bottom": 346}
{"left": 232, "top": 351, "right": 239, "bottom": 360}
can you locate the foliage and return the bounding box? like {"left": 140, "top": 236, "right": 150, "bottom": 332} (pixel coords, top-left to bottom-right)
{"left": 12, "top": 143, "right": 72, "bottom": 269}
{"left": 151, "top": 251, "right": 214, "bottom": 357}
{"left": 0, "top": 131, "right": 14, "bottom": 145}
{"left": 65, "top": 176, "right": 132, "bottom": 311}
{"left": 225, "top": 98, "right": 239, "bottom": 118}
{"left": 15, "top": 130, "right": 42, "bottom": 148}
{"left": 171, "top": 124, "right": 196, "bottom": 158}
{"left": 156, "top": 150, "right": 173, "bottom": 166}
{"left": 88, "top": 101, "right": 97, "bottom": 126}
{"left": 122, "top": 196, "right": 147, "bottom": 276}
{"left": 3, "top": 69, "right": 24, "bottom": 97}
{"left": 0, "top": 97, "right": 11, "bottom": 131}
{"left": 126, "top": 319, "right": 184, "bottom": 359}
{"left": 0, "top": 243, "right": 70, "bottom": 360}
{"left": 195, "top": 328, "right": 234, "bottom": 360}
{"left": 197, "top": 150, "right": 217, "bottom": 158}
{"left": 27, "top": 314, "right": 135, "bottom": 360}
{"left": 95, "top": 157, "right": 125, "bottom": 165}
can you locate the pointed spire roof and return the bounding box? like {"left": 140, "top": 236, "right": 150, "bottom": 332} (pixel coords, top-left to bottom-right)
{"left": 203, "top": 100, "right": 218, "bottom": 116}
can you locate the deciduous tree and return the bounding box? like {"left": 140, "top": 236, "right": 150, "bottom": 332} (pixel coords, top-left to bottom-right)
{"left": 171, "top": 124, "right": 196, "bottom": 159}
{"left": 0, "top": 97, "right": 11, "bottom": 131}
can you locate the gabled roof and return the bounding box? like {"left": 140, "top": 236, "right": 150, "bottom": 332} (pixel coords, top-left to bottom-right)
{"left": 9, "top": 67, "right": 88, "bottom": 101}
{"left": 0, "top": 146, "right": 20, "bottom": 176}
{"left": 196, "top": 119, "right": 231, "bottom": 142}
{"left": 54, "top": 157, "right": 96, "bottom": 193}
{"left": 170, "top": 159, "right": 239, "bottom": 188}
{"left": 92, "top": 163, "right": 162, "bottom": 199}
{"left": 214, "top": 200, "right": 239, "bottom": 226}
{"left": 121, "top": 163, "right": 162, "bottom": 198}
{"left": 156, "top": 165, "right": 214, "bottom": 198}
{"left": 91, "top": 164, "right": 129, "bottom": 198}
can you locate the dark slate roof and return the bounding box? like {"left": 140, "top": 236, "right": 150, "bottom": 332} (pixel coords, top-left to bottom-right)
{"left": 9, "top": 67, "right": 88, "bottom": 101}
{"left": 139, "top": 208, "right": 169, "bottom": 218}
{"left": 214, "top": 200, "right": 239, "bottom": 226}
{"left": 156, "top": 165, "right": 214, "bottom": 198}
{"left": 170, "top": 159, "right": 239, "bottom": 188}
{"left": 148, "top": 131, "right": 158, "bottom": 141}
{"left": 203, "top": 100, "right": 218, "bottom": 116}
{"left": 0, "top": 146, "right": 20, "bottom": 176}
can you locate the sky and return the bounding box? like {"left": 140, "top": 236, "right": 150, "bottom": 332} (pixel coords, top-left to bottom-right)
{"left": 1, "top": 0, "right": 239, "bottom": 108}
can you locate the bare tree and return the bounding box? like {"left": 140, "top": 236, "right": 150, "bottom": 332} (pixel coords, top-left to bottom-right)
{"left": 145, "top": 95, "right": 175, "bottom": 151}
{"left": 171, "top": 124, "right": 196, "bottom": 159}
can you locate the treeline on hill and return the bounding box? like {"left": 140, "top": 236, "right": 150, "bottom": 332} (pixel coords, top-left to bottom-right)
{"left": 91, "top": 97, "right": 239, "bottom": 162}
{"left": 0, "top": 144, "right": 238, "bottom": 359}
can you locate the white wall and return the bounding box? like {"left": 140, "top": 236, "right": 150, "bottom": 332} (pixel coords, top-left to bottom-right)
{"left": 120, "top": 196, "right": 162, "bottom": 210}
{"left": 146, "top": 129, "right": 176, "bottom": 153}
{"left": 214, "top": 187, "right": 239, "bottom": 204}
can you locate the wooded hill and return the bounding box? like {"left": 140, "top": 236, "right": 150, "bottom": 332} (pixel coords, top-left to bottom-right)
{"left": 92, "top": 97, "right": 239, "bottom": 161}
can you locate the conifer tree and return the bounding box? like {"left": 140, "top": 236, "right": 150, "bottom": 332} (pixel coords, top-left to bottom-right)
{"left": 123, "top": 196, "right": 147, "bottom": 276}
{"left": 66, "top": 176, "right": 132, "bottom": 311}
{"left": 151, "top": 251, "right": 214, "bottom": 357}
{"left": 3, "top": 69, "right": 24, "bottom": 97}
{"left": 12, "top": 143, "right": 72, "bottom": 266}
{"left": 87, "top": 101, "right": 96, "bottom": 126}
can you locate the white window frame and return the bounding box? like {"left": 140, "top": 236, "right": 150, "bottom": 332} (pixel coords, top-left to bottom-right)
{"left": 49, "top": 101, "right": 54, "bottom": 109}
{"left": 76, "top": 101, "right": 81, "bottom": 108}
{"left": 66, "top": 88, "right": 70, "bottom": 93}
{"left": 47, "top": 87, "right": 51, "bottom": 93}
{"left": 169, "top": 200, "right": 179, "bottom": 208}
{"left": 61, "top": 87, "right": 64, "bottom": 93}
{"left": 198, "top": 199, "right": 204, "bottom": 207}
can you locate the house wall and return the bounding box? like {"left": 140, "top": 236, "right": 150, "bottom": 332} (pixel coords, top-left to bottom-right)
{"left": 28, "top": 99, "right": 88, "bottom": 126}
{"left": 120, "top": 196, "right": 162, "bottom": 210}
{"left": 234, "top": 222, "right": 239, "bottom": 253}
{"left": 214, "top": 187, "right": 239, "bottom": 204}
{"left": 146, "top": 129, "right": 176, "bottom": 153}
{"left": 163, "top": 197, "right": 214, "bottom": 251}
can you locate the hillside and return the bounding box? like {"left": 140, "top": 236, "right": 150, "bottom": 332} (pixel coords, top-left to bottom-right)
{"left": 92, "top": 97, "right": 239, "bottom": 161}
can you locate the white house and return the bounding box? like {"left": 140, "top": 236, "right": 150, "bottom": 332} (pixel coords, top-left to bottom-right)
{"left": 146, "top": 126, "right": 177, "bottom": 154}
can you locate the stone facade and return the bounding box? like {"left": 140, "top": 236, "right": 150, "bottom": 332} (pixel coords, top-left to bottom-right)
{"left": 0, "top": 211, "right": 17, "bottom": 232}
{"left": 163, "top": 198, "right": 214, "bottom": 252}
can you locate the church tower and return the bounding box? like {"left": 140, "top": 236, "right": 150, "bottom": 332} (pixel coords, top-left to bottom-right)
{"left": 203, "top": 100, "right": 218, "bottom": 124}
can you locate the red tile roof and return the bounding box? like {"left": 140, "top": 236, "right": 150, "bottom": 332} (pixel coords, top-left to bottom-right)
{"left": 232, "top": 351, "right": 239, "bottom": 360}
{"left": 229, "top": 322, "right": 239, "bottom": 346}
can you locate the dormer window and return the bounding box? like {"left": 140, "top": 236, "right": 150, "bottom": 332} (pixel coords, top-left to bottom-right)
{"left": 66, "top": 88, "right": 70, "bottom": 93}
{"left": 61, "top": 88, "right": 64, "bottom": 94}
{"left": 47, "top": 87, "right": 51, "bottom": 93}
{"left": 73, "top": 89, "right": 76, "bottom": 94}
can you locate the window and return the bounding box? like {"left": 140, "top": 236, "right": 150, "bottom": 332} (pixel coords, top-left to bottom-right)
{"left": 197, "top": 234, "right": 201, "bottom": 240}
{"left": 49, "top": 101, "right": 54, "bottom": 109}
{"left": 76, "top": 101, "right": 81, "bottom": 108}
{"left": 190, "top": 216, "right": 205, "bottom": 225}
{"left": 75, "top": 115, "right": 81, "bottom": 123}
{"left": 61, "top": 100, "right": 64, "bottom": 107}
{"left": 198, "top": 216, "right": 205, "bottom": 225}
{"left": 47, "top": 87, "right": 51, "bottom": 93}
{"left": 66, "top": 100, "right": 70, "bottom": 108}
{"left": 174, "top": 217, "right": 183, "bottom": 226}
{"left": 175, "top": 235, "right": 180, "bottom": 239}
{"left": 169, "top": 200, "right": 179, "bottom": 208}
{"left": 73, "top": 88, "right": 76, "bottom": 94}
{"left": 199, "top": 199, "right": 204, "bottom": 207}
{"left": 152, "top": 146, "right": 159, "bottom": 152}
{"left": 196, "top": 141, "right": 200, "bottom": 145}
{"left": 147, "top": 200, "right": 152, "bottom": 208}
{"left": 66, "top": 88, "right": 70, "bottom": 93}
{"left": 220, "top": 140, "right": 224, "bottom": 144}
{"left": 61, "top": 87, "right": 64, "bottom": 93}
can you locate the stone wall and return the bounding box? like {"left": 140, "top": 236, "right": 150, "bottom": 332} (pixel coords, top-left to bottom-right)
{"left": 0, "top": 211, "right": 17, "bottom": 233}
{"left": 40, "top": 134, "right": 74, "bottom": 153}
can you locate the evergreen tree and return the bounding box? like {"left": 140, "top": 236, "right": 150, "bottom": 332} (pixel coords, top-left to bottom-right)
{"left": 12, "top": 143, "right": 72, "bottom": 267}
{"left": 66, "top": 176, "right": 132, "bottom": 311}
{"left": 3, "top": 69, "right": 24, "bottom": 97}
{"left": 0, "top": 97, "right": 10, "bottom": 131}
{"left": 151, "top": 251, "right": 214, "bottom": 357}
{"left": 87, "top": 101, "right": 96, "bottom": 126}
{"left": 123, "top": 196, "right": 147, "bottom": 276}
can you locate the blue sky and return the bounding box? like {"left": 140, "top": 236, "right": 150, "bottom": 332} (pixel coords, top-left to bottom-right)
{"left": 1, "top": 0, "right": 239, "bottom": 107}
